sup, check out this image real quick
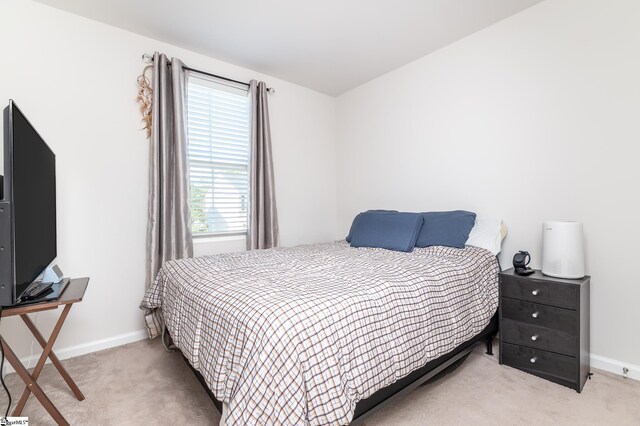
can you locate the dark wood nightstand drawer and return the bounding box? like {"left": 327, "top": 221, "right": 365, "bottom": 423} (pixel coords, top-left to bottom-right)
{"left": 502, "top": 318, "right": 577, "bottom": 356}
{"left": 501, "top": 275, "right": 577, "bottom": 309}
{"left": 502, "top": 343, "right": 576, "bottom": 385}
{"left": 501, "top": 298, "right": 578, "bottom": 334}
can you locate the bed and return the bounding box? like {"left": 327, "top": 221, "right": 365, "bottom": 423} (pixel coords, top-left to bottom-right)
{"left": 141, "top": 240, "right": 499, "bottom": 425}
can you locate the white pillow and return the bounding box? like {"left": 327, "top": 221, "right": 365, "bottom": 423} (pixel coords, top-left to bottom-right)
{"left": 466, "top": 218, "right": 505, "bottom": 255}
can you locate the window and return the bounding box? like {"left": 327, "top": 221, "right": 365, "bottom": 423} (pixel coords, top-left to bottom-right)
{"left": 186, "top": 72, "right": 251, "bottom": 236}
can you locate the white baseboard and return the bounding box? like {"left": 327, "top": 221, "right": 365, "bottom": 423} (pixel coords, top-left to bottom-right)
{"left": 3, "top": 329, "right": 148, "bottom": 375}
{"left": 591, "top": 353, "right": 640, "bottom": 381}
{"left": 2, "top": 330, "right": 638, "bottom": 384}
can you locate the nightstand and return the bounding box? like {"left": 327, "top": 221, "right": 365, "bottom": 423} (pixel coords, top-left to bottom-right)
{"left": 499, "top": 268, "right": 590, "bottom": 392}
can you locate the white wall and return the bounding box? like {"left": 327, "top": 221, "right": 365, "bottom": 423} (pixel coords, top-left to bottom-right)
{"left": 2, "top": 0, "right": 638, "bottom": 378}
{"left": 337, "top": 0, "right": 640, "bottom": 367}
{"left": 0, "top": 0, "right": 337, "bottom": 360}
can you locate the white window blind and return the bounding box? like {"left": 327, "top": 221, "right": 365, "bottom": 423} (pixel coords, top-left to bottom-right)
{"left": 186, "top": 72, "right": 251, "bottom": 236}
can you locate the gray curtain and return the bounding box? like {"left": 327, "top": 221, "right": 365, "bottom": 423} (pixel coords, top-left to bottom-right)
{"left": 247, "top": 80, "right": 279, "bottom": 250}
{"left": 144, "top": 52, "right": 193, "bottom": 338}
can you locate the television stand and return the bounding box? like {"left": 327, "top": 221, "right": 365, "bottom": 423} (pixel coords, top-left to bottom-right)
{"left": 0, "top": 277, "right": 89, "bottom": 425}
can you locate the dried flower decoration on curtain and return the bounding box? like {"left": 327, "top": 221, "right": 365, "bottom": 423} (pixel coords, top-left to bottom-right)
{"left": 136, "top": 65, "right": 153, "bottom": 138}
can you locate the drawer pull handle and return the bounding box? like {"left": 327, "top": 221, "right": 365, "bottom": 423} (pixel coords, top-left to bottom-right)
{"left": 531, "top": 335, "right": 539, "bottom": 341}
{"left": 530, "top": 357, "right": 538, "bottom": 364}
{"left": 532, "top": 311, "right": 539, "bottom": 318}
{"left": 531, "top": 289, "right": 540, "bottom": 296}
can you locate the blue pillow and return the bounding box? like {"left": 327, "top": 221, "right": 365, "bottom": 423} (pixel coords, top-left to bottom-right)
{"left": 415, "top": 210, "right": 476, "bottom": 248}
{"left": 349, "top": 212, "right": 424, "bottom": 252}
{"left": 346, "top": 210, "right": 397, "bottom": 243}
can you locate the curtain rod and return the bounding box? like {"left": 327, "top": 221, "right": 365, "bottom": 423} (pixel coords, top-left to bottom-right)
{"left": 142, "top": 53, "right": 274, "bottom": 93}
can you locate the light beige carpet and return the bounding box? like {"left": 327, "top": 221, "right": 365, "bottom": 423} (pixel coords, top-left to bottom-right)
{"left": 2, "top": 338, "right": 639, "bottom": 425}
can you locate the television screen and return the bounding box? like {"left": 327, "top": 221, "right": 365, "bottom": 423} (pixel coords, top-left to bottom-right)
{"left": 10, "top": 102, "right": 57, "bottom": 299}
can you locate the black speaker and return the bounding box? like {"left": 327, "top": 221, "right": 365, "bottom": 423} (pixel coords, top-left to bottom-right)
{"left": 513, "top": 251, "right": 534, "bottom": 276}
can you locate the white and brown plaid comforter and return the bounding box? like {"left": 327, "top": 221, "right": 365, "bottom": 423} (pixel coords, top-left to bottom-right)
{"left": 140, "top": 241, "right": 499, "bottom": 425}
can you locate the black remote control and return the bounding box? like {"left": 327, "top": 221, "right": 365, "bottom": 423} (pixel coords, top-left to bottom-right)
{"left": 21, "top": 282, "right": 54, "bottom": 301}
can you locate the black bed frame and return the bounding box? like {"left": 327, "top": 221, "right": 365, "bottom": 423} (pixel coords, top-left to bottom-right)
{"left": 180, "top": 311, "right": 498, "bottom": 425}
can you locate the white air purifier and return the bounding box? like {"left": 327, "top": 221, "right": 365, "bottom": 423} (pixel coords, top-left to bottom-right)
{"left": 542, "top": 221, "right": 585, "bottom": 279}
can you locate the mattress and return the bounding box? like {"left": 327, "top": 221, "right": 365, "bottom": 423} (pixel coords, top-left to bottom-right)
{"left": 140, "top": 241, "right": 499, "bottom": 425}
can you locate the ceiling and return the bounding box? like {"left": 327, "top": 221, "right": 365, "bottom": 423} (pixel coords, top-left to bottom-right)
{"left": 35, "top": 0, "right": 544, "bottom": 96}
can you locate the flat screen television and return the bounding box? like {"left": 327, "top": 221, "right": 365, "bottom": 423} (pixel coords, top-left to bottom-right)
{"left": 0, "top": 100, "right": 57, "bottom": 306}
